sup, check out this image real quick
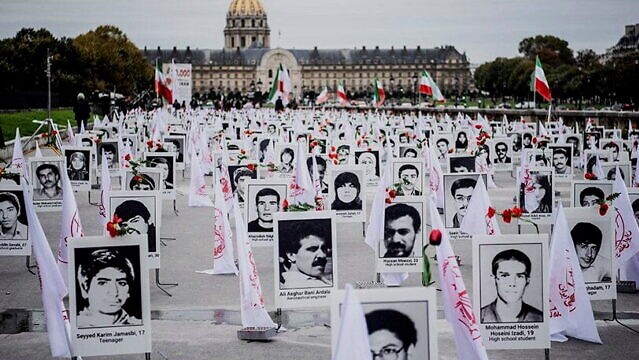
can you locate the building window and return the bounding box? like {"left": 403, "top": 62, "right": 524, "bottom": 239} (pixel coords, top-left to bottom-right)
{"left": 241, "top": 37, "right": 246, "bottom": 47}
{"left": 252, "top": 19, "right": 255, "bottom": 27}
{"left": 241, "top": 19, "right": 245, "bottom": 27}
{"left": 269, "top": 69, "right": 273, "bottom": 78}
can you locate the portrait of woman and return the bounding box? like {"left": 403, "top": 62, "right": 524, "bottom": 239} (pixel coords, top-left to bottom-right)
{"left": 357, "top": 151, "right": 380, "bottom": 180}
{"left": 455, "top": 131, "right": 468, "bottom": 151}
{"left": 522, "top": 174, "right": 552, "bottom": 213}
{"left": 331, "top": 172, "right": 363, "bottom": 211}
{"left": 67, "top": 151, "right": 89, "bottom": 181}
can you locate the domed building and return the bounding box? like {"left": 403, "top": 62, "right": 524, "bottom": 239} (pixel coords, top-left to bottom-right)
{"left": 143, "top": 0, "right": 472, "bottom": 101}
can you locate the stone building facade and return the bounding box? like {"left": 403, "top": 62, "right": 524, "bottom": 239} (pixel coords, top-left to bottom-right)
{"left": 142, "top": 0, "right": 472, "bottom": 100}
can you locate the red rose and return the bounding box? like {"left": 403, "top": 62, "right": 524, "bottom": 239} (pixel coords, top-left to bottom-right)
{"left": 240, "top": 149, "right": 246, "bottom": 155}
{"left": 429, "top": 229, "right": 442, "bottom": 246}
{"left": 41, "top": 132, "right": 48, "bottom": 138}
{"left": 486, "top": 207, "right": 496, "bottom": 218}
{"left": 333, "top": 159, "right": 339, "bottom": 165}
{"left": 599, "top": 203, "right": 609, "bottom": 216}
{"left": 330, "top": 146, "right": 336, "bottom": 152}
{"left": 310, "top": 141, "right": 318, "bottom": 148}
{"left": 532, "top": 137, "right": 538, "bottom": 145}
{"left": 282, "top": 199, "right": 289, "bottom": 210}
{"left": 584, "top": 172, "right": 596, "bottom": 180}
{"left": 385, "top": 197, "right": 392, "bottom": 204}
{"left": 132, "top": 175, "right": 142, "bottom": 182}
{"left": 388, "top": 189, "right": 397, "bottom": 198}
{"left": 475, "top": 124, "right": 482, "bottom": 129}
{"left": 502, "top": 209, "right": 513, "bottom": 223}
{"left": 124, "top": 154, "right": 131, "bottom": 161}
{"left": 247, "top": 163, "right": 256, "bottom": 171}
{"left": 106, "top": 222, "right": 118, "bottom": 237}
{"left": 511, "top": 207, "right": 523, "bottom": 218}
{"left": 51, "top": 130, "right": 58, "bottom": 136}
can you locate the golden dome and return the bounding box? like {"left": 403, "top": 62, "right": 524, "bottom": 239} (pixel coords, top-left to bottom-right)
{"left": 228, "top": 0, "right": 265, "bottom": 16}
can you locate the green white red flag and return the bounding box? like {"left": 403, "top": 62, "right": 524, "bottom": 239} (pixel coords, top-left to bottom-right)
{"left": 268, "top": 64, "right": 291, "bottom": 106}
{"left": 337, "top": 82, "right": 348, "bottom": 104}
{"left": 534, "top": 56, "right": 552, "bottom": 102}
{"left": 154, "top": 61, "right": 173, "bottom": 104}
{"left": 372, "top": 78, "right": 385, "bottom": 107}
{"left": 316, "top": 86, "right": 329, "bottom": 104}
{"left": 420, "top": 70, "right": 445, "bottom": 102}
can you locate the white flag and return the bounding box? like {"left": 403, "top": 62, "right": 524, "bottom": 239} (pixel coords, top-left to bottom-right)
{"left": 23, "top": 179, "right": 73, "bottom": 357}
{"left": 98, "top": 153, "right": 111, "bottom": 227}
{"left": 287, "top": 141, "right": 315, "bottom": 206}
{"left": 232, "top": 196, "right": 276, "bottom": 328}
{"left": 460, "top": 176, "right": 501, "bottom": 236}
{"left": 549, "top": 204, "right": 601, "bottom": 343}
{"left": 364, "top": 144, "right": 393, "bottom": 250}
{"left": 429, "top": 196, "right": 489, "bottom": 360}
{"left": 333, "top": 284, "right": 372, "bottom": 360}
{"left": 188, "top": 151, "right": 214, "bottom": 207}
{"left": 613, "top": 167, "right": 639, "bottom": 264}
{"left": 58, "top": 170, "right": 83, "bottom": 287}
{"left": 428, "top": 141, "right": 444, "bottom": 208}
{"left": 66, "top": 120, "right": 75, "bottom": 145}
{"left": 10, "top": 129, "right": 28, "bottom": 182}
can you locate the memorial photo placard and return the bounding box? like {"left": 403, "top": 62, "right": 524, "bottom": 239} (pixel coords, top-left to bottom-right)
{"left": 473, "top": 233, "right": 550, "bottom": 350}
{"left": 29, "top": 156, "right": 65, "bottom": 212}
{"left": 144, "top": 152, "right": 177, "bottom": 199}
{"left": 68, "top": 235, "right": 151, "bottom": 357}
{"left": 107, "top": 191, "right": 162, "bottom": 269}
{"left": 0, "top": 183, "right": 30, "bottom": 256}
{"left": 245, "top": 179, "right": 288, "bottom": 246}
{"left": 326, "top": 165, "right": 366, "bottom": 223}
{"left": 517, "top": 167, "right": 554, "bottom": 224}
{"left": 490, "top": 138, "right": 514, "bottom": 172}
{"left": 64, "top": 146, "right": 94, "bottom": 190}
{"left": 97, "top": 140, "right": 120, "bottom": 173}
{"left": 392, "top": 159, "right": 425, "bottom": 196}
{"left": 443, "top": 172, "right": 487, "bottom": 239}
{"left": 355, "top": 150, "right": 381, "bottom": 189}
{"left": 571, "top": 180, "right": 614, "bottom": 208}
{"left": 377, "top": 196, "right": 424, "bottom": 273}
{"left": 331, "top": 287, "right": 438, "bottom": 360}
{"left": 564, "top": 207, "right": 616, "bottom": 300}
{"left": 122, "top": 168, "right": 163, "bottom": 192}
{"left": 274, "top": 211, "right": 337, "bottom": 308}
{"left": 547, "top": 144, "right": 573, "bottom": 182}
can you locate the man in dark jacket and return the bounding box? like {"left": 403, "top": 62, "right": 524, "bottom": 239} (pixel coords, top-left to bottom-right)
{"left": 73, "top": 93, "right": 91, "bottom": 130}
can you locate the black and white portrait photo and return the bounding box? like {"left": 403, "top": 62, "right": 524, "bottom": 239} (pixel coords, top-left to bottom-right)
{"left": 145, "top": 152, "right": 177, "bottom": 198}
{"left": 74, "top": 246, "right": 142, "bottom": 328}
{"left": 29, "top": 156, "right": 65, "bottom": 211}
{"left": 443, "top": 173, "right": 483, "bottom": 229}
{"left": 331, "top": 287, "right": 437, "bottom": 360}
{"left": 378, "top": 198, "right": 425, "bottom": 273}
{"left": 228, "top": 164, "right": 257, "bottom": 203}
{"left": 108, "top": 191, "right": 161, "bottom": 268}
{"left": 97, "top": 140, "right": 119, "bottom": 171}
{"left": 334, "top": 142, "right": 354, "bottom": 165}
{"left": 68, "top": 236, "right": 151, "bottom": 357}
{"left": 274, "top": 211, "right": 338, "bottom": 308}
{"left": 518, "top": 168, "right": 554, "bottom": 221}
{"left": 0, "top": 190, "right": 28, "bottom": 241}
{"left": 306, "top": 155, "right": 329, "bottom": 194}
{"left": 448, "top": 155, "right": 476, "bottom": 173}
{"left": 399, "top": 145, "right": 419, "bottom": 159}
{"left": 490, "top": 138, "right": 513, "bottom": 172}
{"left": 433, "top": 134, "right": 453, "bottom": 162}
{"left": 64, "top": 146, "right": 94, "bottom": 190}
{"left": 548, "top": 145, "right": 572, "bottom": 181}
{"left": 123, "top": 168, "right": 162, "bottom": 191}
{"left": 162, "top": 134, "right": 186, "bottom": 168}
{"left": 565, "top": 134, "right": 582, "bottom": 158}
{"left": 245, "top": 180, "right": 287, "bottom": 246}
{"left": 564, "top": 207, "right": 615, "bottom": 300}
{"left": 327, "top": 166, "right": 366, "bottom": 223}
{"left": 571, "top": 180, "right": 614, "bottom": 208}
{"left": 473, "top": 234, "right": 549, "bottom": 350}
{"left": 277, "top": 217, "right": 333, "bottom": 289}
{"left": 601, "top": 162, "right": 631, "bottom": 187}
{"left": 584, "top": 132, "right": 601, "bottom": 151}
{"left": 507, "top": 132, "right": 522, "bottom": 153}
{"left": 275, "top": 143, "right": 295, "bottom": 175}
{"left": 355, "top": 150, "right": 381, "bottom": 187}
{"left": 393, "top": 159, "right": 424, "bottom": 196}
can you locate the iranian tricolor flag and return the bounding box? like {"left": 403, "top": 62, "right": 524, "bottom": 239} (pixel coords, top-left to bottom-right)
{"left": 268, "top": 64, "right": 291, "bottom": 106}
{"left": 420, "top": 70, "right": 433, "bottom": 95}
{"left": 337, "top": 82, "right": 348, "bottom": 104}
{"left": 373, "top": 78, "right": 385, "bottom": 107}
{"left": 316, "top": 86, "right": 329, "bottom": 104}
{"left": 155, "top": 61, "right": 173, "bottom": 104}
{"left": 420, "top": 70, "right": 445, "bottom": 102}
{"left": 534, "top": 56, "right": 552, "bottom": 102}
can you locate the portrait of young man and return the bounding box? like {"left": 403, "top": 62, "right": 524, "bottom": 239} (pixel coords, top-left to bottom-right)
{"left": 247, "top": 187, "right": 281, "bottom": 233}
{"left": 278, "top": 218, "right": 333, "bottom": 289}
{"left": 0, "top": 191, "right": 28, "bottom": 241}
{"left": 480, "top": 249, "right": 543, "bottom": 323}
{"left": 572, "top": 181, "right": 613, "bottom": 208}
{"left": 570, "top": 222, "right": 612, "bottom": 283}
{"left": 382, "top": 203, "right": 421, "bottom": 258}
{"left": 111, "top": 198, "right": 158, "bottom": 255}
{"left": 306, "top": 156, "right": 329, "bottom": 194}
{"left": 366, "top": 309, "right": 418, "bottom": 360}
{"left": 445, "top": 176, "right": 477, "bottom": 228}
{"left": 493, "top": 141, "right": 512, "bottom": 164}
{"left": 448, "top": 155, "right": 476, "bottom": 173}
{"left": 74, "top": 247, "right": 142, "bottom": 328}
{"left": 394, "top": 163, "right": 422, "bottom": 196}
{"left": 146, "top": 155, "right": 175, "bottom": 191}
{"left": 97, "top": 141, "right": 119, "bottom": 170}
{"left": 228, "top": 165, "right": 257, "bottom": 203}
{"left": 549, "top": 146, "right": 572, "bottom": 176}
{"left": 33, "top": 162, "right": 63, "bottom": 200}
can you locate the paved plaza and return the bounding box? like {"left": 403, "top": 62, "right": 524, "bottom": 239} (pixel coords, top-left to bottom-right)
{"left": 0, "top": 149, "right": 638, "bottom": 359}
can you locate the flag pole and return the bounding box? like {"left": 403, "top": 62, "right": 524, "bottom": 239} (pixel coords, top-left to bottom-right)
{"left": 155, "top": 58, "right": 160, "bottom": 106}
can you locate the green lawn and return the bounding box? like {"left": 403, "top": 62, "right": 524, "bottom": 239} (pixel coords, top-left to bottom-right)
{"left": 0, "top": 109, "right": 81, "bottom": 139}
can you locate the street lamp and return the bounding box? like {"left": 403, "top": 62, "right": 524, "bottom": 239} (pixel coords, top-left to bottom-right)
{"left": 389, "top": 75, "right": 395, "bottom": 101}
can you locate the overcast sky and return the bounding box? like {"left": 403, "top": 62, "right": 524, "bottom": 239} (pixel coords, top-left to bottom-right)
{"left": 1, "top": 0, "right": 637, "bottom": 63}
